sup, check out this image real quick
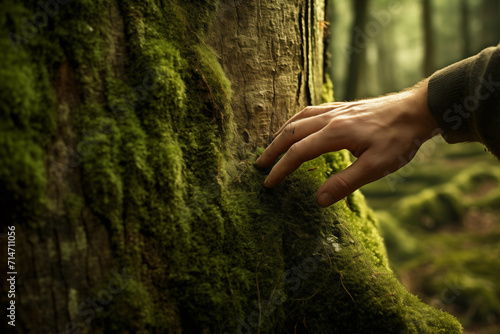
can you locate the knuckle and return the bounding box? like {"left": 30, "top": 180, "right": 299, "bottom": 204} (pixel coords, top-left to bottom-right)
{"left": 367, "top": 164, "right": 386, "bottom": 178}
{"left": 287, "top": 142, "right": 302, "bottom": 156}
{"left": 329, "top": 117, "right": 351, "bottom": 129}
{"left": 301, "top": 106, "right": 313, "bottom": 116}
{"left": 365, "top": 155, "right": 393, "bottom": 177}
{"left": 334, "top": 174, "right": 353, "bottom": 195}
{"left": 320, "top": 112, "right": 335, "bottom": 124}
{"left": 383, "top": 158, "right": 401, "bottom": 174}
{"left": 283, "top": 123, "right": 295, "bottom": 135}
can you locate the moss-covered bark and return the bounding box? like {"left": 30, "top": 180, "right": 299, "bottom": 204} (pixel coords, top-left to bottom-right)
{"left": 0, "top": 0, "right": 462, "bottom": 333}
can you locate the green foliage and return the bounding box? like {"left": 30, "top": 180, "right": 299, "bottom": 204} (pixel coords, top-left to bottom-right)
{"left": 321, "top": 74, "right": 335, "bottom": 103}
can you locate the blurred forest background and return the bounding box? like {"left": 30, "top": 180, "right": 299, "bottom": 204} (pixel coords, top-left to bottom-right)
{"left": 328, "top": 0, "right": 500, "bottom": 333}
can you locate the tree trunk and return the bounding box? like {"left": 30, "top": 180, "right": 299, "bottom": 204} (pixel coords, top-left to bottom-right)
{"left": 1, "top": 1, "right": 462, "bottom": 333}
{"left": 422, "top": 0, "right": 435, "bottom": 77}
{"left": 345, "top": 0, "right": 369, "bottom": 101}
{"left": 479, "top": 0, "right": 500, "bottom": 50}
{"left": 207, "top": 0, "right": 324, "bottom": 147}
{"left": 461, "top": 0, "right": 471, "bottom": 59}
{"left": 377, "top": 21, "right": 397, "bottom": 94}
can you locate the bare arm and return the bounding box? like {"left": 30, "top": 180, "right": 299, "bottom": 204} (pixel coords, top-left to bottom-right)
{"left": 256, "top": 44, "right": 500, "bottom": 207}
{"left": 255, "top": 81, "right": 439, "bottom": 207}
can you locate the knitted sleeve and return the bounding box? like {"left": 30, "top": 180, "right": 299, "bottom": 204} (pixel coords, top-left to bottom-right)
{"left": 427, "top": 44, "right": 500, "bottom": 158}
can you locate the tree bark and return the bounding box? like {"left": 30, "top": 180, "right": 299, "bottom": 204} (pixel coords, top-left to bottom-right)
{"left": 377, "top": 21, "right": 397, "bottom": 94}
{"left": 460, "top": 0, "right": 471, "bottom": 59}
{"left": 479, "top": 0, "right": 500, "bottom": 50}
{"left": 345, "top": 0, "right": 369, "bottom": 101}
{"left": 207, "top": 0, "right": 324, "bottom": 147}
{"left": 422, "top": 0, "right": 435, "bottom": 77}
{"left": 1, "top": 1, "right": 462, "bottom": 333}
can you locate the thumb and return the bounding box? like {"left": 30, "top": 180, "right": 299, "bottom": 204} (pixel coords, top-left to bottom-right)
{"left": 316, "top": 156, "right": 381, "bottom": 207}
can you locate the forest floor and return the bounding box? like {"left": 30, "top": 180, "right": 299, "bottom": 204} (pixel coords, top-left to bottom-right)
{"left": 362, "top": 140, "right": 500, "bottom": 333}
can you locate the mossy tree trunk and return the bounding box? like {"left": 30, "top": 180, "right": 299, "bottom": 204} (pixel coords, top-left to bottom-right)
{"left": 1, "top": 1, "right": 462, "bottom": 333}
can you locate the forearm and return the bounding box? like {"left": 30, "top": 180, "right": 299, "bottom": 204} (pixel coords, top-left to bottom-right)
{"left": 427, "top": 44, "right": 500, "bottom": 158}
{"left": 256, "top": 46, "right": 500, "bottom": 207}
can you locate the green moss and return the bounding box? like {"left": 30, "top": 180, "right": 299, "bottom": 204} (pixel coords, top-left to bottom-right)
{"left": 97, "top": 277, "right": 158, "bottom": 332}
{"left": 394, "top": 229, "right": 500, "bottom": 328}
{"left": 375, "top": 162, "right": 500, "bottom": 330}
{"left": 383, "top": 163, "right": 500, "bottom": 232}
{"left": 376, "top": 210, "right": 422, "bottom": 263}
{"left": 321, "top": 74, "right": 335, "bottom": 103}
{"left": 396, "top": 185, "right": 465, "bottom": 230}
{"left": 64, "top": 193, "right": 85, "bottom": 224}
{"left": 0, "top": 1, "right": 56, "bottom": 222}
{"left": 213, "top": 150, "right": 462, "bottom": 333}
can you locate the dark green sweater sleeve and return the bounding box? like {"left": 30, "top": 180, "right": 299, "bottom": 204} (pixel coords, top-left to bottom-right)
{"left": 427, "top": 44, "right": 500, "bottom": 158}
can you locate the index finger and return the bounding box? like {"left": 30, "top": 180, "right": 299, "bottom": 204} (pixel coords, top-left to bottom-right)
{"left": 274, "top": 104, "right": 343, "bottom": 138}
{"left": 257, "top": 115, "right": 330, "bottom": 168}
{"left": 263, "top": 128, "right": 344, "bottom": 188}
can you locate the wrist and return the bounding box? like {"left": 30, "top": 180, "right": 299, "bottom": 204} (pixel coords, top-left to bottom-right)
{"left": 404, "top": 80, "right": 440, "bottom": 142}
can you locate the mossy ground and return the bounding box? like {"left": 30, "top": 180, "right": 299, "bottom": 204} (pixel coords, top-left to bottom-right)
{"left": 1, "top": 0, "right": 462, "bottom": 333}
{"left": 365, "top": 140, "right": 500, "bottom": 332}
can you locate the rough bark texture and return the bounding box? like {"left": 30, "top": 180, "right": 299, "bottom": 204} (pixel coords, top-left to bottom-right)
{"left": 1, "top": 1, "right": 462, "bottom": 333}
{"left": 207, "top": 0, "right": 324, "bottom": 147}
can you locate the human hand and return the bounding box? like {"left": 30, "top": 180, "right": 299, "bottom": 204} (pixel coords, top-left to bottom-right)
{"left": 255, "top": 81, "right": 440, "bottom": 207}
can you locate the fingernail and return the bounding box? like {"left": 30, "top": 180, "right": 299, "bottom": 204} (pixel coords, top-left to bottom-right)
{"left": 255, "top": 156, "right": 261, "bottom": 165}
{"left": 317, "top": 192, "right": 335, "bottom": 207}
{"left": 263, "top": 177, "right": 269, "bottom": 187}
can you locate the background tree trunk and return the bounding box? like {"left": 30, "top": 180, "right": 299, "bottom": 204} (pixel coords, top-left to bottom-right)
{"left": 345, "top": 0, "right": 369, "bottom": 101}
{"left": 422, "top": 0, "right": 435, "bottom": 76}
{"left": 478, "top": 0, "right": 500, "bottom": 51}
{"left": 460, "top": 0, "right": 471, "bottom": 59}
{"left": 1, "top": 1, "right": 462, "bottom": 333}
{"left": 376, "top": 10, "right": 397, "bottom": 95}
